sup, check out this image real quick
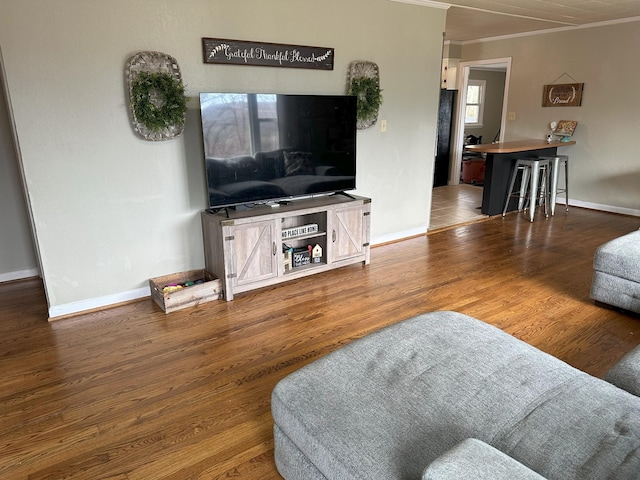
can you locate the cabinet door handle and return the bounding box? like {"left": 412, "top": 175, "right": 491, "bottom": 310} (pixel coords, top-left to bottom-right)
{"left": 273, "top": 241, "right": 277, "bottom": 256}
{"left": 332, "top": 230, "right": 336, "bottom": 242}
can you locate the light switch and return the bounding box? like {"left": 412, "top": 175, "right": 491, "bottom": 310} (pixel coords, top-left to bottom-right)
{"left": 380, "top": 119, "right": 387, "bottom": 132}
{"left": 508, "top": 112, "right": 516, "bottom": 121}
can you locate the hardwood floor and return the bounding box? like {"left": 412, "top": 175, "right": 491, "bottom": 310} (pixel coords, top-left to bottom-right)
{"left": 2, "top": 207, "right": 640, "bottom": 479}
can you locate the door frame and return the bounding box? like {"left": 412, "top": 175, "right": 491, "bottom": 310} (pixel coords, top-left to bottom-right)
{"left": 0, "top": 46, "right": 45, "bottom": 286}
{"left": 449, "top": 57, "right": 511, "bottom": 185}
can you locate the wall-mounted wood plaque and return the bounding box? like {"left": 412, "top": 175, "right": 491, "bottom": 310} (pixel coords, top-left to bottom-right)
{"left": 202, "top": 38, "right": 334, "bottom": 70}
{"left": 542, "top": 83, "right": 584, "bottom": 107}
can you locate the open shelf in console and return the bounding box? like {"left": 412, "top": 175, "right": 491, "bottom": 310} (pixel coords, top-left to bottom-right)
{"left": 201, "top": 194, "right": 371, "bottom": 300}
{"left": 281, "top": 211, "right": 327, "bottom": 270}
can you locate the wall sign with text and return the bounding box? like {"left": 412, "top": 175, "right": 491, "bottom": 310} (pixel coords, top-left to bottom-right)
{"left": 202, "top": 38, "right": 334, "bottom": 70}
{"left": 542, "top": 83, "right": 584, "bottom": 107}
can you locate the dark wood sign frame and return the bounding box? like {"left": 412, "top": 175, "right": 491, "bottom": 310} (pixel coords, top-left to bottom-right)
{"left": 542, "top": 83, "right": 584, "bottom": 107}
{"left": 202, "top": 38, "right": 334, "bottom": 70}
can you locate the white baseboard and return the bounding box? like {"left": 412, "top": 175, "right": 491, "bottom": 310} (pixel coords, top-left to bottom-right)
{"left": 48, "top": 286, "right": 151, "bottom": 320}
{"left": 371, "top": 226, "right": 428, "bottom": 246}
{"left": 46, "top": 200, "right": 639, "bottom": 319}
{"left": 0, "top": 268, "right": 40, "bottom": 283}
{"left": 561, "top": 196, "right": 640, "bottom": 218}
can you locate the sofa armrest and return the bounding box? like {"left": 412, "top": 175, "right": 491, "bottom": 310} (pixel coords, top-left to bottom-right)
{"left": 422, "top": 438, "right": 547, "bottom": 480}
{"left": 605, "top": 344, "right": 640, "bottom": 396}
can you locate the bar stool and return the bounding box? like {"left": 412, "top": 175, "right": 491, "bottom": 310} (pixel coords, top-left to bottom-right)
{"left": 539, "top": 155, "right": 569, "bottom": 216}
{"left": 502, "top": 157, "right": 550, "bottom": 222}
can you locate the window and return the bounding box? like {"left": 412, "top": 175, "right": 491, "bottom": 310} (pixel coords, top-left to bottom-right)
{"left": 465, "top": 80, "right": 486, "bottom": 127}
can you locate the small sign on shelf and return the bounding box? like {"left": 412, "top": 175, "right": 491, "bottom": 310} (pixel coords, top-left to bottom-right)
{"left": 282, "top": 223, "right": 319, "bottom": 240}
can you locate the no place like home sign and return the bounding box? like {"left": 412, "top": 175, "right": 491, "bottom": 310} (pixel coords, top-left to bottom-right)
{"left": 202, "top": 37, "right": 334, "bottom": 70}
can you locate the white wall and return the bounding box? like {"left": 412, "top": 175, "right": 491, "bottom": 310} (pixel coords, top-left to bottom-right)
{"left": 0, "top": 0, "right": 446, "bottom": 316}
{"left": 461, "top": 21, "right": 640, "bottom": 213}
{"left": 0, "top": 54, "right": 38, "bottom": 282}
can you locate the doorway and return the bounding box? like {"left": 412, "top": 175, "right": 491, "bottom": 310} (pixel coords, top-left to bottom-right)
{"left": 429, "top": 58, "right": 510, "bottom": 231}
{"left": 0, "top": 46, "right": 41, "bottom": 283}
{"left": 450, "top": 57, "right": 511, "bottom": 185}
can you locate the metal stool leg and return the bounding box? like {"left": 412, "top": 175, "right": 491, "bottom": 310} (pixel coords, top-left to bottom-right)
{"left": 549, "top": 157, "right": 560, "bottom": 216}
{"left": 563, "top": 157, "right": 569, "bottom": 212}
{"left": 541, "top": 155, "right": 569, "bottom": 215}
{"left": 503, "top": 164, "right": 521, "bottom": 216}
{"left": 518, "top": 167, "right": 530, "bottom": 211}
{"left": 528, "top": 160, "right": 541, "bottom": 222}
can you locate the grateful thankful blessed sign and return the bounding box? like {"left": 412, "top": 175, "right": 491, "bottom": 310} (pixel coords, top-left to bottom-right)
{"left": 202, "top": 38, "right": 334, "bottom": 70}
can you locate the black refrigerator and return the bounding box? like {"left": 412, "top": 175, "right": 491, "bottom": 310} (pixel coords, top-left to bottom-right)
{"left": 433, "top": 89, "right": 456, "bottom": 187}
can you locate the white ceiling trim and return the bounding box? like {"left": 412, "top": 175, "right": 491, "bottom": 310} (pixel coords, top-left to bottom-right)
{"left": 391, "top": 0, "right": 573, "bottom": 24}
{"left": 390, "top": 0, "right": 450, "bottom": 10}
{"left": 460, "top": 14, "right": 640, "bottom": 45}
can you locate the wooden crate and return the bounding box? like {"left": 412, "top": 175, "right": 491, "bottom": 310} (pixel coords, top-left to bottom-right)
{"left": 149, "top": 269, "right": 222, "bottom": 313}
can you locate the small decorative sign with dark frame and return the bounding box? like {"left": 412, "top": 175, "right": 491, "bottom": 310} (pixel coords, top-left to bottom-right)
{"left": 202, "top": 38, "right": 334, "bottom": 70}
{"left": 542, "top": 83, "right": 584, "bottom": 107}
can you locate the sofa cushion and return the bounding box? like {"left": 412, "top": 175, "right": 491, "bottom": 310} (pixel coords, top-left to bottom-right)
{"left": 422, "top": 438, "right": 546, "bottom": 480}
{"left": 492, "top": 372, "right": 640, "bottom": 479}
{"left": 590, "top": 270, "right": 640, "bottom": 313}
{"left": 593, "top": 230, "right": 640, "bottom": 283}
{"left": 272, "top": 311, "right": 640, "bottom": 480}
{"left": 274, "top": 424, "right": 328, "bottom": 480}
{"left": 605, "top": 343, "right": 640, "bottom": 397}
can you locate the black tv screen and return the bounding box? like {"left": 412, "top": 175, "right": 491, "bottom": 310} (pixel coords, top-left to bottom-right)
{"left": 199, "top": 92, "right": 357, "bottom": 209}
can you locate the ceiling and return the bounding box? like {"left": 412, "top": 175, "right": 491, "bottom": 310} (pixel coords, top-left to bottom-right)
{"left": 435, "top": 0, "right": 640, "bottom": 42}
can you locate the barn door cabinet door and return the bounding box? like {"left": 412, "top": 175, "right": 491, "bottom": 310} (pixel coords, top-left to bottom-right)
{"left": 329, "top": 203, "right": 370, "bottom": 264}
{"left": 224, "top": 220, "right": 279, "bottom": 287}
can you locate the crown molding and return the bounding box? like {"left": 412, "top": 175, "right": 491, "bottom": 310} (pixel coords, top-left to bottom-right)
{"left": 460, "top": 15, "right": 640, "bottom": 45}
{"left": 390, "top": 0, "right": 450, "bottom": 10}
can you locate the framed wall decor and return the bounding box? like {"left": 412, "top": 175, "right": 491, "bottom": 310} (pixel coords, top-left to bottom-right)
{"left": 542, "top": 83, "right": 584, "bottom": 107}
{"left": 202, "top": 38, "right": 334, "bottom": 70}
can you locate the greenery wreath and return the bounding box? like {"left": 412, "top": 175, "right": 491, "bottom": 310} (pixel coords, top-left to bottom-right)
{"left": 348, "top": 77, "right": 383, "bottom": 123}
{"left": 130, "top": 71, "right": 187, "bottom": 133}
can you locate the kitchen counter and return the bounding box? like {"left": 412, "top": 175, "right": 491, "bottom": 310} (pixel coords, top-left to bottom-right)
{"left": 465, "top": 139, "right": 576, "bottom": 216}
{"left": 466, "top": 139, "right": 576, "bottom": 154}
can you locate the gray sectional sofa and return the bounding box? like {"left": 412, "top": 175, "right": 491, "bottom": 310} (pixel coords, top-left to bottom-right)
{"left": 272, "top": 311, "right": 640, "bottom": 479}
{"left": 591, "top": 229, "right": 640, "bottom": 314}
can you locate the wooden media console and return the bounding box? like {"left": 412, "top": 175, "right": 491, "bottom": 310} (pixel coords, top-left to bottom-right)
{"left": 201, "top": 195, "right": 371, "bottom": 300}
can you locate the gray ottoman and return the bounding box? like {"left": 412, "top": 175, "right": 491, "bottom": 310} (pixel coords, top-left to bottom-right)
{"left": 590, "top": 230, "right": 640, "bottom": 314}
{"left": 271, "top": 311, "right": 640, "bottom": 480}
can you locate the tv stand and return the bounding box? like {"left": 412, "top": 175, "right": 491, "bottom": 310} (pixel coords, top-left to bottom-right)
{"left": 201, "top": 195, "right": 371, "bottom": 300}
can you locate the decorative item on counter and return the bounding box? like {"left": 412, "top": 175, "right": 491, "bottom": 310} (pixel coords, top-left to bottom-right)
{"left": 347, "top": 60, "right": 382, "bottom": 130}
{"left": 126, "top": 51, "right": 187, "bottom": 141}
{"left": 546, "top": 121, "right": 557, "bottom": 143}
{"left": 551, "top": 120, "right": 577, "bottom": 142}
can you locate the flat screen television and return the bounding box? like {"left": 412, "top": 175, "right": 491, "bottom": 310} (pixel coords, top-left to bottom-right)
{"left": 199, "top": 92, "right": 357, "bottom": 210}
